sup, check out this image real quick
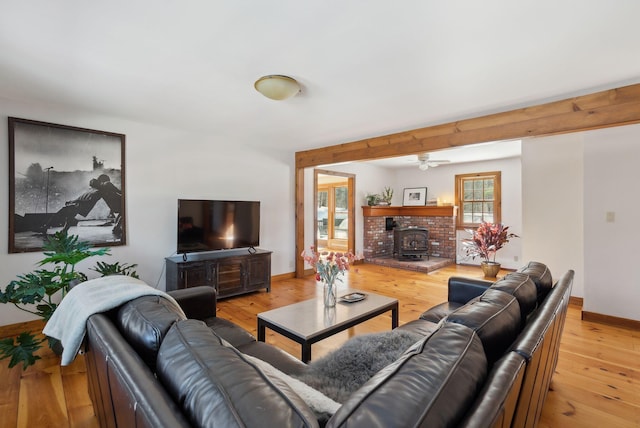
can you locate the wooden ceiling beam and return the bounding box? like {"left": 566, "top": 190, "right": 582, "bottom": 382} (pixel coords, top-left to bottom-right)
{"left": 295, "top": 83, "right": 640, "bottom": 168}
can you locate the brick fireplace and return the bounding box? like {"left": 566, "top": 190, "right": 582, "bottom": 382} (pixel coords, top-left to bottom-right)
{"left": 362, "top": 206, "right": 457, "bottom": 261}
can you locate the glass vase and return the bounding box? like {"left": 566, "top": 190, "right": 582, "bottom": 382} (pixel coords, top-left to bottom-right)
{"left": 323, "top": 280, "right": 337, "bottom": 307}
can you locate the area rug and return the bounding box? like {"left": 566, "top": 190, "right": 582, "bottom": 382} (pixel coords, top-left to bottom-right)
{"left": 294, "top": 330, "right": 423, "bottom": 403}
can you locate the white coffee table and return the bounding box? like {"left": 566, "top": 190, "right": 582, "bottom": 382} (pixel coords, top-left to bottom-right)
{"left": 257, "top": 289, "right": 399, "bottom": 362}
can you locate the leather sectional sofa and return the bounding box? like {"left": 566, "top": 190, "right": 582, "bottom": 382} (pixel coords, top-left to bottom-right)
{"left": 83, "top": 261, "right": 574, "bottom": 427}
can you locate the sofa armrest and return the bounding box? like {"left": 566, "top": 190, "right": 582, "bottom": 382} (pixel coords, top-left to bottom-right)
{"left": 168, "top": 286, "right": 217, "bottom": 320}
{"left": 448, "top": 277, "right": 493, "bottom": 304}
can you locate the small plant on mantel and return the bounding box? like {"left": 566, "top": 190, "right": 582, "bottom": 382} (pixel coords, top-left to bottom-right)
{"left": 0, "top": 231, "right": 138, "bottom": 370}
{"left": 380, "top": 187, "right": 393, "bottom": 204}
{"left": 366, "top": 193, "right": 380, "bottom": 206}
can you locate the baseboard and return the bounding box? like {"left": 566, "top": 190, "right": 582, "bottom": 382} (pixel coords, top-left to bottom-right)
{"left": 581, "top": 310, "right": 640, "bottom": 330}
{"left": 569, "top": 296, "right": 583, "bottom": 308}
{"left": 272, "top": 272, "right": 296, "bottom": 281}
{"left": 0, "top": 319, "right": 45, "bottom": 339}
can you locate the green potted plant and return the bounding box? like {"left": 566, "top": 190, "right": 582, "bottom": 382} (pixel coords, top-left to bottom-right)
{"left": 0, "top": 231, "right": 138, "bottom": 369}
{"left": 462, "top": 221, "right": 519, "bottom": 278}
{"left": 365, "top": 193, "right": 380, "bottom": 206}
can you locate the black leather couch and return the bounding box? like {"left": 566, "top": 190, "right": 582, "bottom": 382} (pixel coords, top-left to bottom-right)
{"left": 83, "top": 261, "right": 574, "bottom": 428}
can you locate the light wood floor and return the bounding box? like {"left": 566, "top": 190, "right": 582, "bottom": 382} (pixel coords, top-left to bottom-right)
{"left": 1, "top": 263, "right": 638, "bottom": 427}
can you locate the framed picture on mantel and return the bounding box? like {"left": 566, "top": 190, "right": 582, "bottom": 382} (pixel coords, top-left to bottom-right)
{"left": 402, "top": 187, "right": 427, "bottom": 206}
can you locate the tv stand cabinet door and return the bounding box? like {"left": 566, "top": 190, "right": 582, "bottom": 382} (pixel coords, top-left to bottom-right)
{"left": 166, "top": 261, "right": 213, "bottom": 291}
{"left": 246, "top": 253, "right": 271, "bottom": 292}
{"left": 215, "top": 258, "right": 245, "bottom": 298}
{"left": 182, "top": 262, "right": 212, "bottom": 289}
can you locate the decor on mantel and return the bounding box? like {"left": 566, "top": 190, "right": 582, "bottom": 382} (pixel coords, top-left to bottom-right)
{"left": 301, "top": 247, "right": 359, "bottom": 307}
{"left": 463, "top": 221, "right": 519, "bottom": 278}
{"left": 402, "top": 187, "right": 427, "bottom": 206}
{"left": 365, "top": 187, "right": 393, "bottom": 206}
{"left": 380, "top": 187, "right": 393, "bottom": 205}
{"left": 365, "top": 193, "right": 380, "bottom": 206}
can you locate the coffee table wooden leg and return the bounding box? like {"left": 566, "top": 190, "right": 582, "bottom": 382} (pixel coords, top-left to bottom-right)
{"left": 301, "top": 343, "right": 312, "bottom": 363}
{"left": 257, "top": 319, "right": 266, "bottom": 342}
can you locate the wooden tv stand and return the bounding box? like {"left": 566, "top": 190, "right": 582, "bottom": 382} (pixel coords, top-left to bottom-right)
{"left": 165, "top": 248, "right": 271, "bottom": 299}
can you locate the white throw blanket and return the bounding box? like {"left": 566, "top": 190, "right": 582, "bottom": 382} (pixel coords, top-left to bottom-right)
{"left": 43, "top": 276, "right": 184, "bottom": 365}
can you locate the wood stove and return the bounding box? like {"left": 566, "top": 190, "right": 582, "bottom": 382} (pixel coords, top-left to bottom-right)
{"left": 393, "top": 227, "right": 429, "bottom": 260}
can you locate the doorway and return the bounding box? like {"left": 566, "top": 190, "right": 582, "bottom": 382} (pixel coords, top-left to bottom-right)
{"left": 314, "top": 170, "right": 355, "bottom": 254}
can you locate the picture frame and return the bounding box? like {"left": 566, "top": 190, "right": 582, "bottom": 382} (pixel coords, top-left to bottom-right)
{"left": 402, "top": 187, "right": 427, "bottom": 206}
{"left": 9, "top": 117, "right": 126, "bottom": 253}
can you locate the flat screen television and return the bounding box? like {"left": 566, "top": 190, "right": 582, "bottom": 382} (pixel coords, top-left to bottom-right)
{"left": 177, "top": 199, "right": 260, "bottom": 254}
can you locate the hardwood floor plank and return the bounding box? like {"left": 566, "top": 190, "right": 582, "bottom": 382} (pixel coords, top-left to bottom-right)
{"left": 0, "top": 263, "right": 637, "bottom": 428}
{"left": 537, "top": 392, "right": 638, "bottom": 428}
{"left": 61, "top": 360, "right": 98, "bottom": 428}
{"left": 0, "top": 359, "right": 21, "bottom": 428}
{"left": 18, "top": 365, "right": 68, "bottom": 428}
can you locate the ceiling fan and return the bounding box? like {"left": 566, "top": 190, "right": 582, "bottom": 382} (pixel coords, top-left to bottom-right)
{"left": 416, "top": 153, "right": 451, "bottom": 170}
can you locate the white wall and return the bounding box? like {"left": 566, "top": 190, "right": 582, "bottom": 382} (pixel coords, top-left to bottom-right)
{"left": 583, "top": 125, "right": 640, "bottom": 320}
{"left": 0, "top": 98, "right": 297, "bottom": 326}
{"left": 523, "top": 124, "right": 640, "bottom": 321}
{"left": 522, "top": 134, "right": 585, "bottom": 298}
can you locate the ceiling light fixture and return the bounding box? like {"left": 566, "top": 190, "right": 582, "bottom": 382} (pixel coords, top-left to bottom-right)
{"left": 254, "top": 75, "right": 301, "bottom": 100}
{"left": 416, "top": 153, "right": 450, "bottom": 171}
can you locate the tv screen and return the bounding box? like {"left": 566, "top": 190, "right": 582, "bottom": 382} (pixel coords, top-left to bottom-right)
{"left": 177, "top": 199, "right": 260, "bottom": 253}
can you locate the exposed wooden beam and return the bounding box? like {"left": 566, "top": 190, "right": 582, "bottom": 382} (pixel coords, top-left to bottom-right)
{"left": 294, "top": 82, "right": 640, "bottom": 276}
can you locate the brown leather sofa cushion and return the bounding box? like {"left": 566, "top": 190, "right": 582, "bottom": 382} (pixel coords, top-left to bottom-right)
{"left": 490, "top": 272, "right": 538, "bottom": 325}
{"left": 115, "top": 295, "right": 186, "bottom": 371}
{"left": 156, "top": 319, "right": 319, "bottom": 428}
{"left": 327, "top": 323, "right": 487, "bottom": 428}
{"left": 459, "top": 351, "right": 527, "bottom": 427}
{"left": 419, "top": 301, "right": 465, "bottom": 322}
{"left": 395, "top": 318, "right": 441, "bottom": 337}
{"left": 236, "top": 340, "right": 308, "bottom": 376}
{"left": 445, "top": 289, "right": 521, "bottom": 365}
{"left": 517, "top": 261, "right": 553, "bottom": 303}
{"left": 203, "top": 316, "right": 257, "bottom": 348}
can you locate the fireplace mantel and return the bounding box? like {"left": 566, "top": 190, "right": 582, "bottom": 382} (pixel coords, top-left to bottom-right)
{"left": 362, "top": 205, "right": 457, "bottom": 217}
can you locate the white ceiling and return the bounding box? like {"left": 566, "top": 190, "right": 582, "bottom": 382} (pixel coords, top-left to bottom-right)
{"left": 2, "top": 2, "right": 640, "bottom": 158}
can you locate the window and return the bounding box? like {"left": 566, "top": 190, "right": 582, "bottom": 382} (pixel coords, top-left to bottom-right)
{"left": 455, "top": 171, "right": 501, "bottom": 229}
{"left": 317, "top": 183, "right": 349, "bottom": 241}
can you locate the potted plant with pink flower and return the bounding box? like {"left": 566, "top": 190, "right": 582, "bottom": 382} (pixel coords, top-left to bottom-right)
{"left": 301, "top": 247, "right": 359, "bottom": 307}
{"left": 462, "top": 221, "right": 519, "bottom": 278}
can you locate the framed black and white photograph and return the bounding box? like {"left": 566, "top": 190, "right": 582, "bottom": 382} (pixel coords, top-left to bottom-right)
{"left": 8, "top": 117, "right": 126, "bottom": 253}
{"left": 402, "top": 187, "right": 427, "bottom": 206}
